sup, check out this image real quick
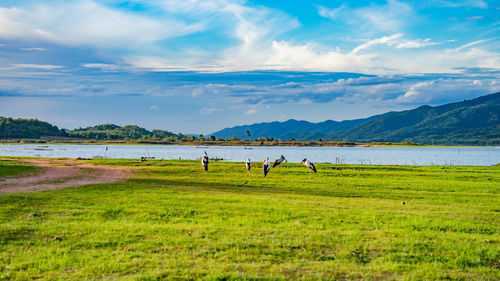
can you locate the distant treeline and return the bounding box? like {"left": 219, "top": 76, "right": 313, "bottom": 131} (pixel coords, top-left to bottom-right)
{"left": 0, "top": 118, "right": 185, "bottom": 141}
{"left": 0, "top": 118, "right": 251, "bottom": 143}
{"left": 0, "top": 117, "right": 67, "bottom": 139}
{"left": 67, "top": 124, "right": 181, "bottom": 141}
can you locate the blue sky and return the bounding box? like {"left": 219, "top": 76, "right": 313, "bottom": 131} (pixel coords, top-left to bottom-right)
{"left": 0, "top": 0, "right": 499, "bottom": 134}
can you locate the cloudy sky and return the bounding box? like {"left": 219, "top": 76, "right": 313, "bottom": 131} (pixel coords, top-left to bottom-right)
{"left": 0, "top": 0, "right": 499, "bottom": 134}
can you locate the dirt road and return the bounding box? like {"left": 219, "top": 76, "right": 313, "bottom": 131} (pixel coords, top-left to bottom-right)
{"left": 0, "top": 158, "right": 132, "bottom": 193}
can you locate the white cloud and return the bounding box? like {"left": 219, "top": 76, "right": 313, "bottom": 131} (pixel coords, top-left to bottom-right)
{"left": 245, "top": 109, "right": 256, "bottom": 115}
{"left": 318, "top": 0, "right": 413, "bottom": 33}
{"left": 123, "top": 34, "right": 499, "bottom": 74}
{"left": 465, "top": 16, "right": 484, "bottom": 20}
{"left": 81, "top": 63, "right": 121, "bottom": 71}
{"left": 124, "top": 56, "right": 180, "bottom": 70}
{"left": 150, "top": 105, "right": 158, "bottom": 110}
{"left": 316, "top": 5, "right": 344, "bottom": 20}
{"left": 351, "top": 33, "right": 403, "bottom": 54}
{"left": 264, "top": 41, "right": 371, "bottom": 72}
{"left": 0, "top": 7, "right": 57, "bottom": 41}
{"left": 351, "top": 34, "right": 450, "bottom": 53}
{"left": 123, "top": 40, "right": 370, "bottom": 73}
{"left": 169, "top": 74, "right": 500, "bottom": 106}
{"left": 0, "top": 1, "right": 203, "bottom": 48}
{"left": 384, "top": 46, "right": 500, "bottom": 73}
{"left": 397, "top": 81, "right": 435, "bottom": 103}
{"left": 455, "top": 38, "right": 494, "bottom": 50}
{"left": 156, "top": 0, "right": 298, "bottom": 49}
{"left": 357, "top": 0, "right": 412, "bottom": 32}
{"left": 395, "top": 38, "right": 440, "bottom": 49}
{"left": 20, "top": 47, "right": 47, "bottom": 51}
{"left": 432, "top": 0, "right": 487, "bottom": 8}
{"left": 13, "top": 64, "right": 64, "bottom": 70}
{"left": 396, "top": 78, "right": 500, "bottom": 104}
{"left": 200, "top": 107, "right": 220, "bottom": 115}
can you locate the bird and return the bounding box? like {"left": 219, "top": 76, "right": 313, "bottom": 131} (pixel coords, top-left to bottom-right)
{"left": 263, "top": 156, "right": 271, "bottom": 177}
{"left": 245, "top": 158, "right": 251, "bottom": 174}
{"left": 272, "top": 155, "right": 287, "bottom": 169}
{"left": 201, "top": 151, "right": 209, "bottom": 171}
{"left": 301, "top": 158, "right": 317, "bottom": 177}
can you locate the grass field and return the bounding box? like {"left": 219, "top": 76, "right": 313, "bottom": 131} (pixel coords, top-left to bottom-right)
{"left": 0, "top": 159, "right": 499, "bottom": 280}
{"left": 0, "top": 159, "right": 39, "bottom": 179}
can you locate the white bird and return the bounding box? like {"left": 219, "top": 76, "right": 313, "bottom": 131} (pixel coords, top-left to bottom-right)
{"left": 245, "top": 158, "right": 251, "bottom": 174}
{"left": 201, "top": 151, "right": 209, "bottom": 171}
{"left": 263, "top": 156, "right": 271, "bottom": 177}
{"left": 301, "top": 158, "right": 317, "bottom": 177}
{"left": 273, "top": 155, "right": 287, "bottom": 168}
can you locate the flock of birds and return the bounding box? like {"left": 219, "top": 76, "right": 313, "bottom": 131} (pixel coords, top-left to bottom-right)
{"left": 201, "top": 151, "right": 317, "bottom": 177}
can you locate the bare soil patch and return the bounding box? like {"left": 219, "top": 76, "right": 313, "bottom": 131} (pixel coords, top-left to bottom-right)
{"left": 0, "top": 158, "right": 132, "bottom": 193}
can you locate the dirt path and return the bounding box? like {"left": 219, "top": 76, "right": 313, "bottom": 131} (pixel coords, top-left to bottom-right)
{"left": 0, "top": 158, "right": 132, "bottom": 193}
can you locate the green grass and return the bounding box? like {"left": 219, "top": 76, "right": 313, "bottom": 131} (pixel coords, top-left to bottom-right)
{"left": 0, "top": 160, "right": 38, "bottom": 179}
{"left": 0, "top": 159, "right": 499, "bottom": 280}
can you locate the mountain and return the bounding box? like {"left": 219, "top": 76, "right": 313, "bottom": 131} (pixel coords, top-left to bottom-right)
{"left": 210, "top": 92, "right": 500, "bottom": 145}
{"left": 0, "top": 117, "right": 67, "bottom": 139}
{"left": 329, "top": 92, "right": 500, "bottom": 145}
{"left": 209, "top": 114, "right": 389, "bottom": 141}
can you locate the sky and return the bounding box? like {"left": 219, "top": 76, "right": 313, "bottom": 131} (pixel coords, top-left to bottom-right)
{"left": 0, "top": 0, "right": 499, "bottom": 134}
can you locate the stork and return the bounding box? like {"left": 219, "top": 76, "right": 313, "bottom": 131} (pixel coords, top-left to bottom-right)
{"left": 201, "top": 151, "right": 209, "bottom": 171}
{"left": 301, "top": 158, "right": 317, "bottom": 177}
{"left": 263, "top": 156, "right": 271, "bottom": 177}
{"left": 272, "top": 155, "right": 287, "bottom": 171}
{"left": 245, "top": 158, "right": 251, "bottom": 175}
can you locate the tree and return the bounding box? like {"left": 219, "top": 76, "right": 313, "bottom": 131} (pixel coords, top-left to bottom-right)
{"left": 246, "top": 130, "right": 251, "bottom": 137}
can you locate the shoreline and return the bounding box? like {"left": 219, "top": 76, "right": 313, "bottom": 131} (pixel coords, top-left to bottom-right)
{"left": 0, "top": 140, "right": 497, "bottom": 148}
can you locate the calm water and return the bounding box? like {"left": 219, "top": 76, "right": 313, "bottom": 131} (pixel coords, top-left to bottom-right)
{"left": 0, "top": 144, "right": 498, "bottom": 166}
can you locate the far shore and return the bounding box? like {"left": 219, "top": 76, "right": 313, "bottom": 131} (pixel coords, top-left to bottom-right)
{"left": 0, "top": 138, "right": 496, "bottom": 148}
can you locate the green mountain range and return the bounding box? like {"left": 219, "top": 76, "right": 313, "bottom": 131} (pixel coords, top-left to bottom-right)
{"left": 330, "top": 92, "right": 499, "bottom": 145}
{"left": 210, "top": 92, "right": 500, "bottom": 145}
{"left": 209, "top": 114, "right": 388, "bottom": 141}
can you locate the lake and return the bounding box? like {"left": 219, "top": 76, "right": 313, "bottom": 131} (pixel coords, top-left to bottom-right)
{"left": 0, "top": 144, "right": 498, "bottom": 166}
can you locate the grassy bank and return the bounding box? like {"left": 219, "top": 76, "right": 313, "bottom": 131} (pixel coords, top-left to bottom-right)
{"left": 0, "top": 159, "right": 39, "bottom": 179}
{"left": 0, "top": 159, "right": 499, "bottom": 280}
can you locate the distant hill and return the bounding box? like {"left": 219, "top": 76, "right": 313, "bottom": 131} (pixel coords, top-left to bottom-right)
{"left": 0, "top": 117, "right": 67, "bottom": 139}
{"left": 210, "top": 92, "right": 500, "bottom": 145}
{"left": 330, "top": 92, "right": 500, "bottom": 145}
{"left": 0, "top": 118, "right": 181, "bottom": 141}
{"left": 67, "top": 124, "right": 178, "bottom": 140}
{"left": 209, "top": 114, "right": 389, "bottom": 141}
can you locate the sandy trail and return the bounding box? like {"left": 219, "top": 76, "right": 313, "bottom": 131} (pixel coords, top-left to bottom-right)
{"left": 0, "top": 158, "right": 132, "bottom": 193}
